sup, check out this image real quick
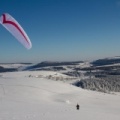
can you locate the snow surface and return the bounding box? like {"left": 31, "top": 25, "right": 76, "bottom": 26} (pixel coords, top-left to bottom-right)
{"left": 0, "top": 63, "right": 29, "bottom": 68}
{"left": 0, "top": 71, "right": 120, "bottom": 120}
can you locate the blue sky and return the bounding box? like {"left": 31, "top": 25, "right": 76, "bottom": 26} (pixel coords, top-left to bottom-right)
{"left": 0, "top": 0, "right": 120, "bottom": 63}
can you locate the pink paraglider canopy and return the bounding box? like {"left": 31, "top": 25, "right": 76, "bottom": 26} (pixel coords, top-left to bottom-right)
{"left": 0, "top": 13, "right": 32, "bottom": 49}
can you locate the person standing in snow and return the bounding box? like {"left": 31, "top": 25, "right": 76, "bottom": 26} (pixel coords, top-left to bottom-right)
{"left": 76, "top": 104, "right": 80, "bottom": 110}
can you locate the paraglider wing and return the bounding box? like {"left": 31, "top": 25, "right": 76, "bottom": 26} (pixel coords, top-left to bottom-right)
{"left": 0, "top": 13, "right": 32, "bottom": 49}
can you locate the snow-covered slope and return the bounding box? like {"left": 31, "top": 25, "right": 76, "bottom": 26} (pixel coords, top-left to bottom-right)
{"left": 0, "top": 63, "right": 29, "bottom": 69}
{"left": 0, "top": 71, "right": 120, "bottom": 120}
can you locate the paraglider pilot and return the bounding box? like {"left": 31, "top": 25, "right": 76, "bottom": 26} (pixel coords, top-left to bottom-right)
{"left": 76, "top": 104, "right": 80, "bottom": 110}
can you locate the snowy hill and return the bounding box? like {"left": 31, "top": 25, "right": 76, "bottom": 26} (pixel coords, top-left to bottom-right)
{"left": 92, "top": 57, "right": 120, "bottom": 66}
{"left": 1, "top": 58, "right": 120, "bottom": 93}
{"left": 0, "top": 71, "right": 120, "bottom": 120}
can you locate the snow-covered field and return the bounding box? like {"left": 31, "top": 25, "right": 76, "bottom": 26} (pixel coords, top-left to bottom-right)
{"left": 0, "top": 63, "right": 28, "bottom": 69}
{"left": 0, "top": 71, "right": 120, "bottom": 120}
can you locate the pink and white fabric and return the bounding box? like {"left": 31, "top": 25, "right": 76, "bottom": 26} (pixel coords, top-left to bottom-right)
{"left": 0, "top": 13, "right": 32, "bottom": 49}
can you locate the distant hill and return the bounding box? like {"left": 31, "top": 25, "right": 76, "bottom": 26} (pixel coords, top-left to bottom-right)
{"left": 0, "top": 66, "right": 17, "bottom": 72}
{"left": 92, "top": 57, "right": 120, "bottom": 66}
{"left": 24, "top": 61, "right": 83, "bottom": 70}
